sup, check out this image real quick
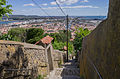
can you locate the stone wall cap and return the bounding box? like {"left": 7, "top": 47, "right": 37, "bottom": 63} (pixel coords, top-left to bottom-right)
{"left": 54, "top": 50, "right": 64, "bottom": 53}
{"left": 23, "top": 43, "right": 45, "bottom": 49}
{"left": 0, "top": 40, "right": 45, "bottom": 49}
{"left": 0, "top": 40, "right": 23, "bottom": 45}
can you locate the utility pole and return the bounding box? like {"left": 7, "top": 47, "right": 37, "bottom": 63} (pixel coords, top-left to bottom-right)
{"left": 66, "top": 15, "right": 69, "bottom": 62}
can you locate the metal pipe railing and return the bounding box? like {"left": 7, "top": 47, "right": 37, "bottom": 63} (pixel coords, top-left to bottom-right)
{"left": 86, "top": 54, "right": 103, "bottom": 79}
{"left": 4, "top": 68, "right": 35, "bottom": 71}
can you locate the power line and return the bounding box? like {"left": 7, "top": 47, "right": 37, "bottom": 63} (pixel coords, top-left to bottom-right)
{"left": 54, "top": 0, "right": 68, "bottom": 62}
{"left": 32, "top": 0, "right": 50, "bottom": 16}
{"left": 54, "top": 0, "right": 67, "bottom": 16}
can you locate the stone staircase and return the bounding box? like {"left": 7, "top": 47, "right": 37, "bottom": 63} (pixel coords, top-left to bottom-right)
{"left": 45, "top": 59, "right": 81, "bottom": 79}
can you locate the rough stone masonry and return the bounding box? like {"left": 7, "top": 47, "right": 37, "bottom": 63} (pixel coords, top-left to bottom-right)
{"left": 0, "top": 40, "right": 64, "bottom": 79}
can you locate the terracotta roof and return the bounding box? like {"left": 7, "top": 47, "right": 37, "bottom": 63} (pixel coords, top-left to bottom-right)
{"left": 35, "top": 35, "right": 53, "bottom": 44}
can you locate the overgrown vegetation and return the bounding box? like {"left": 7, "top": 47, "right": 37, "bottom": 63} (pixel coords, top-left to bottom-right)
{"left": 52, "top": 41, "right": 74, "bottom": 54}
{"left": 0, "top": 0, "right": 13, "bottom": 18}
{"left": 26, "top": 28, "right": 44, "bottom": 44}
{"left": 73, "top": 27, "right": 91, "bottom": 53}
{"left": 8, "top": 28, "right": 26, "bottom": 42}
{"left": 0, "top": 27, "right": 90, "bottom": 55}
{"left": 0, "top": 28, "right": 44, "bottom": 44}
{"left": 0, "top": 34, "right": 13, "bottom": 40}
{"left": 44, "top": 30, "right": 71, "bottom": 42}
{"left": 44, "top": 30, "right": 74, "bottom": 54}
{"left": 36, "top": 75, "right": 44, "bottom": 79}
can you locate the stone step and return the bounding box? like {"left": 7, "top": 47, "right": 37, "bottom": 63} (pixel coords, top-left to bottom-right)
{"left": 49, "top": 76, "right": 81, "bottom": 79}
{"left": 45, "top": 60, "right": 81, "bottom": 79}
{"left": 45, "top": 70, "right": 55, "bottom": 78}
{"left": 56, "top": 68, "right": 80, "bottom": 70}
{"left": 55, "top": 68, "right": 80, "bottom": 76}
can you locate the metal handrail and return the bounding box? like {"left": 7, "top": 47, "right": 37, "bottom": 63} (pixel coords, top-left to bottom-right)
{"left": 4, "top": 68, "right": 37, "bottom": 71}
{"left": 86, "top": 54, "right": 103, "bottom": 79}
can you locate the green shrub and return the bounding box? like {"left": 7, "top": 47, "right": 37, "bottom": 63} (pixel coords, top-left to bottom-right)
{"left": 36, "top": 75, "right": 44, "bottom": 79}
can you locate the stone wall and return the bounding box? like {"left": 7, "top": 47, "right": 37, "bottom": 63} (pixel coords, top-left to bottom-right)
{"left": 0, "top": 40, "right": 65, "bottom": 79}
{"left": 53, "top": 50, "right": 65, "bottom": 68}
{"left": 80, "top": 0, "right": 120, "bottom": 79}
{"left": 0, "top": 40, "right": 48, "bottom": 79}
{"left": 24, "top": 45, "right": 47, "bottom": 76}
{"left": 45, "top": 43, "right": 54, "bottom": 73}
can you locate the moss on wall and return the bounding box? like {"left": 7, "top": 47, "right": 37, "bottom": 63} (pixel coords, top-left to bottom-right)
{"left": 7, "top": 46, "right": 15, "bottom": 53}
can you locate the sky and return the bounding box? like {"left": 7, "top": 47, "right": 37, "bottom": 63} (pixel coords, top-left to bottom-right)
{"left": 8, "top": 0, "right": 109, "bottom": 16}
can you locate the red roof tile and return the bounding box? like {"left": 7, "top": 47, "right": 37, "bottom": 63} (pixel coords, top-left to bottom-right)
{"left": 35, "top": 35, "right": 53, "bottom": 45}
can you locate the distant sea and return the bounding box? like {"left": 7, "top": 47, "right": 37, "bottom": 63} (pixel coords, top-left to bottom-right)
{"left": 0, "top": 21, "right": 18, "bottom": 25}
{"left": 71, "top": 16, "right": 107, "bottom": 20}
{"left": 0, "top": 16, "right": 106, "bottom": 25}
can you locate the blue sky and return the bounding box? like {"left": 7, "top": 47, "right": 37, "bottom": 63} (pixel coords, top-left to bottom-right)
{"left": 8, "top": 0, "right": 109, "bottom": 16}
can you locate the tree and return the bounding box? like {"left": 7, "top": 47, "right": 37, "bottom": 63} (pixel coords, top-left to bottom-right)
{"left": 0, "top": 28, "right": 44, "bottom": 43}
{"left": 0, "top": 34, "right": 13, "bottom": 40}
{"left": 44, "top": 30, "right": 71, "bottom": 43}
{"left": 8, "top": 28, "right": 27, "bottom": 42}
{"left": 52, "top": 42, "right": 74, "bottom": 54}
{"left": 73, "top": 28, "right": 91, "bottom": 53}
{"left": 44, "top": 30, "right": 73, "bottom": 55}
{"left": 0, "top": 0, "right": 13, "bottom": 18}
{"left": 58, "top": 30, "right": 71, "bottom": 42}
{"left": 52, "top": 42, "right": 65, "bottom": 51}
{"left": 26, "top": 28, "right": 44, "bottom": 44}
{"left": 68, "top": 42, "right": 74, "bottom": 54}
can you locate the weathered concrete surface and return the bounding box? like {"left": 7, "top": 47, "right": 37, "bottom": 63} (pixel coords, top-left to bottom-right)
{"left": 80, "top": 0, "right": 120, "bottom": 79}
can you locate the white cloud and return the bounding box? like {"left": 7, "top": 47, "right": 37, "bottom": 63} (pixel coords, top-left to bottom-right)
{"left": 24, "top": 3, "right": 35, "bottom": 7}
{"left": 44, "top": 7, "right": 57, "bottom": 9}
{"left": 44, "top": 5, "right": 99, "bottom": 9}
{"left": 50, "top": 0, "right": 83, "bottom": 5}
{"left": 57, "top": 0, "right": 79, "bottom": 5}
{"left": 63, "top": 5, "right": 98, "bottom": 9}
{"left": 50, "top": 2, "right": 57, "bottom": 5}
{"left": 42, "top": 3, "right": 48, "bottom": 6}
{"left": 81, "top": 0, "right": 89, "bottom": 3}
